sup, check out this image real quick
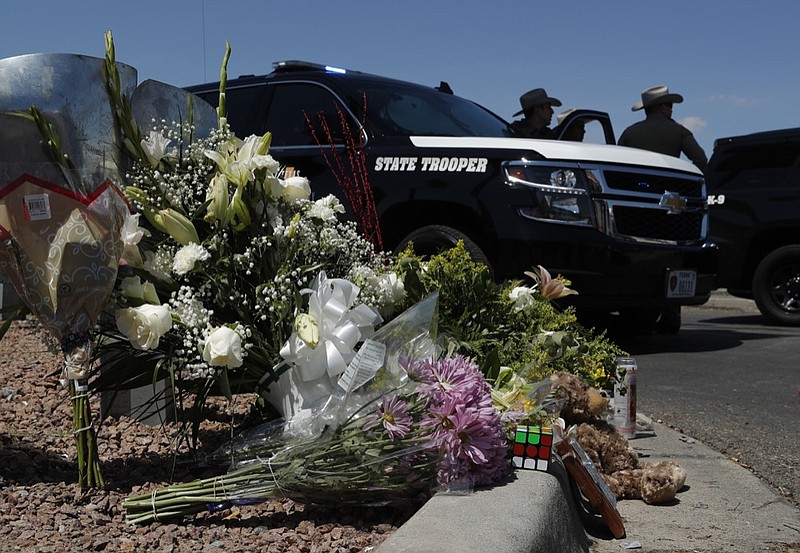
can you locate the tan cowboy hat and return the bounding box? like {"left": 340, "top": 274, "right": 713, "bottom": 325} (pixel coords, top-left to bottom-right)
{"left": 632, "top": 85, "right": 684, "bottom": 111}
{"left": 556, "top": 107, "right": 579, "bottom": 125}
{"left": 514, "top": 88, "right": 562, "bottom": 116}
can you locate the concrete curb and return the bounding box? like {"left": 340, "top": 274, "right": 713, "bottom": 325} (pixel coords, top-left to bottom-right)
{"left": 695, "top": 290, "right": 759, "bottom": 313}
{"left": 375, "top": 463, "right": 590, "bottom": 553}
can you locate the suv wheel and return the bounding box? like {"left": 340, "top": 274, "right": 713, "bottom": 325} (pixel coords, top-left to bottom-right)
{"left": 752, "top": 245, "right": 800, "bottom": 326}
{"left": 395, "top": 225, "right": 493, "bottom": 275}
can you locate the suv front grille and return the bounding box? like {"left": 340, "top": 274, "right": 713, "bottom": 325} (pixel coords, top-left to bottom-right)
{"left": 613, "top": 206, "right": 704, "bottom": 241}
{"left": 604, "top": 170, "right": 704, "bottom": 197}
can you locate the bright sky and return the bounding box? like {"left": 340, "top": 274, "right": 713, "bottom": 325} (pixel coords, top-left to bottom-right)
{"left": 2, "top": 1, "right": 798, "bottom": 158}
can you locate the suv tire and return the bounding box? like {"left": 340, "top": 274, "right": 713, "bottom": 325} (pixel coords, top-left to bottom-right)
{"left": 395, "top": 225, "right": 493, "bottom": 275}
{"left": 752, "top": 245, "right": 800, "bottom": 326}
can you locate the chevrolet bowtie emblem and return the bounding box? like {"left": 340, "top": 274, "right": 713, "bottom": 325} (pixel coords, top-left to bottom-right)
{"left": 659, "top": 191, "right": 687, "bottom": 214}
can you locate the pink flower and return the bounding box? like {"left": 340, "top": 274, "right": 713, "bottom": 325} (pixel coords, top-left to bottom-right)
{"left": 524, "top": 265, "right": 578, "bottom": 300}
{"left": 363, "top": 394, "right": 413, "bottom": 440}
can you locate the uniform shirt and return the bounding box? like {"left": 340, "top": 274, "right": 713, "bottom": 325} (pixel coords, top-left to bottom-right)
{"left": 510, "top": 119, "right": 556, "bottom": 139}
{"left": 618, "top": 113, "right": 708, "bottom": 174}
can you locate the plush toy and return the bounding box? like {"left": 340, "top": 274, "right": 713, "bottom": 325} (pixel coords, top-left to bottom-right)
{"left": 548, "top": 372, "right": 687, "bottom": 505}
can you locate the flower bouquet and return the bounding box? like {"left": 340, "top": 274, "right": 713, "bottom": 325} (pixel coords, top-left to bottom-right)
{"left": 93, "top": 34, "right": 405, "bottom": 431}
{"left": 0, "top": 49, "right": 136, "bottom": 487}
{"left": 0, "top": 162, "right": 129, "bottom": 489}
{"left": 123, "top": 294, "right": 510, "bottom": 524}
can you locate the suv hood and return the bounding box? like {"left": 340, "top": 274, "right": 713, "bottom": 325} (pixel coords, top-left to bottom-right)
{"left": 410, "top": 136, "right": 702, "bottom": 175}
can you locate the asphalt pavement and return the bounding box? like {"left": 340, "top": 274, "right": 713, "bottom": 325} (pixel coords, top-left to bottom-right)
{"left": 376, "top": 293, "right": 800, "bottom": 553}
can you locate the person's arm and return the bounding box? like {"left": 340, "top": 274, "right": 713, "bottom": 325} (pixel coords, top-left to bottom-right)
{"left": 681, "top": 129, "right": 708, "bottom": 174}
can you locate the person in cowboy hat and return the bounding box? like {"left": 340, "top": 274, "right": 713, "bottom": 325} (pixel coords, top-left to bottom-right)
{"left": 510, "top": 88, "right": 562, "bottom": 139}
{"left": 619, "top": 85, "right": 708, "bottom": 335}
{"left": 618, "top": 85, "right": 708, "bottom": 173}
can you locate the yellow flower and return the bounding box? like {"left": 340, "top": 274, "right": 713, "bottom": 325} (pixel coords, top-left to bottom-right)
{"left": 294, "top": 313, "right": 320, "bottom": 349}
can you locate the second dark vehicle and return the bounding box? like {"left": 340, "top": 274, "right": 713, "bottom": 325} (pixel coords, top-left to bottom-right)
{"left": 707, "top": 127, "right": 800, "bottom": 325}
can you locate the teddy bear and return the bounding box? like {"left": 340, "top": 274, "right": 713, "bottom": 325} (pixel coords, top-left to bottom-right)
{"left": 547, "top": 371, "right": 687, "bottom": 505}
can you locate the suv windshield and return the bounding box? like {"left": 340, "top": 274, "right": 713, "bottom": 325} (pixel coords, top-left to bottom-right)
{"left": 352, "top": 81, "right": 513, "bottom": 138}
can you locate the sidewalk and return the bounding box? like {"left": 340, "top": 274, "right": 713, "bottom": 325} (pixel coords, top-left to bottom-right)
{"left": 589, "top": 423, "right": 800, "bottom": 552}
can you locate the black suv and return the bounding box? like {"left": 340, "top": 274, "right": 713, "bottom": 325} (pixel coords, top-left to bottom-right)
{"left": 187, "top": 61, "right": 716, "bottom": 327}
{"left": 707, "top": 127, "right": 800, "bottom": 325}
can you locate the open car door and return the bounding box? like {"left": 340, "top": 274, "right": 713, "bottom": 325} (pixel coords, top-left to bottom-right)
{"left": 554, "top": 109, "right": 616, "bottom": 145}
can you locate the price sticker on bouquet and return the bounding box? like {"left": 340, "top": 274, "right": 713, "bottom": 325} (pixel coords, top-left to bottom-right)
{"left": 23, "top": 193, "right": 52, "bottom": 221}
{"left": 337, "top": 339, "right": 386, "bottom": 393}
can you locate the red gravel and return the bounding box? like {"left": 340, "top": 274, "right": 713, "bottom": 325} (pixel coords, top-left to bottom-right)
{"left": 0, "top": 318, "right": 416, "bottom": 552}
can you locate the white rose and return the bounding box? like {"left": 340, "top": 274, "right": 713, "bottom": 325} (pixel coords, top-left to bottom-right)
{"left": 120, "top": 276, "right": 160, "bottom": 304}
{"left": 115, "top": 304, "right": 172, "bottom": 350}
{"left": 509, "top": 286, "right": 536, "bottom": 312}
{"left": 281, "top": 176, "right": 311, "bottom": 202}
{"left": 202, "top": 326, "right": 244, "bottom": 368}
{"left": 172, "top": 243, "right": 210, "bottom": 275}
{"left": 378, "top": 272, "right": 406, "bottom": 305}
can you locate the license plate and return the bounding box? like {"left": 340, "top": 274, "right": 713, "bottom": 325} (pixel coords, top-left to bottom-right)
{"left": 666, "top": 270, "right": 696, "bottom": 298}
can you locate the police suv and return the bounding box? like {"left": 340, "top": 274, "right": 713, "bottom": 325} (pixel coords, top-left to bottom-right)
{"left": 187, "top": 61, "right": 716, "bottom": 329}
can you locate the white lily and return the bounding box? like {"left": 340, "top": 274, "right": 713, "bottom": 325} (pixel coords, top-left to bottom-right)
{"left": 120, "top": 212, "right": 148, "bottom": 266}
{"left": 509, "top": 285, "right": 536, "bottom": 311}
{"left": 141, "top": 130, "right": 171, "bottom": 167}
{"left": 204, "top": 133, "right": 274, "bottom": 188}
{"left": 205, "top": 173, "right": 230, "bottom": 224}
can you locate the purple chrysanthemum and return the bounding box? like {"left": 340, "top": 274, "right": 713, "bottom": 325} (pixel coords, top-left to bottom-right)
{"left": 414, "top": 355, "right": 492, "bottom": 408}
{"left": 408, "top": 355, "right": 509, "bottom": 486}
{"left": 425, "top": 398, "right": 508, "bottom": 486}
{"left": 363, "top": 394, "right": 413, "bottom": 440}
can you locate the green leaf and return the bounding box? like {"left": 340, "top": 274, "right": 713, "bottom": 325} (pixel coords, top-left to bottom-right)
{"left": 217, "top": 366, "right": 233, "bottom": 402}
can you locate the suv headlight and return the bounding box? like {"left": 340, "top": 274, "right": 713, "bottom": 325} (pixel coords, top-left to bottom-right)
{"left": 504, "top": 163, "right": 595, "bottom": 226}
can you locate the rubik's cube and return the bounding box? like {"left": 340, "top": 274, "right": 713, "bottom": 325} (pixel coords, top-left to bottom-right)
{"left": 512, "top": 425, "right": 553, "bottom": 471}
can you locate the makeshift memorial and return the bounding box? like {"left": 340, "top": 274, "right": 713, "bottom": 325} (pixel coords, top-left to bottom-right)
{"left": 123, "top": 294, "right": 510, "bottom": 524}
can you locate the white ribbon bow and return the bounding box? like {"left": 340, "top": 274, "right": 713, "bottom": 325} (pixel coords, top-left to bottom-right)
{"left": 280, "top": 271, "right": 382, "bottom": 382}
